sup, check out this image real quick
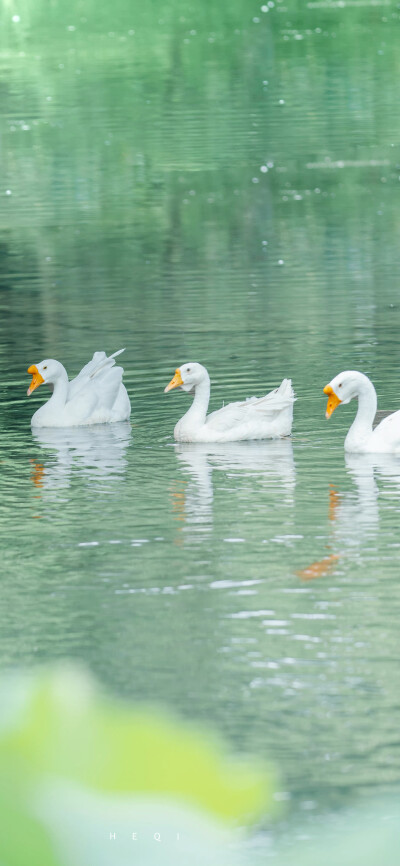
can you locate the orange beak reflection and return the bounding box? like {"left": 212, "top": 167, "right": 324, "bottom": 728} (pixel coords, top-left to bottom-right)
{"left": 297, "top": 553, "right": 340, "bottom": 582}
{"left": 27, "top": 365, "right": 45, "bottom": 396}
{"left": 164, "top": 369, "right": 184, "bottom": 393}
{"left": 323, "top": 384, "right": 341, "bottom": 419}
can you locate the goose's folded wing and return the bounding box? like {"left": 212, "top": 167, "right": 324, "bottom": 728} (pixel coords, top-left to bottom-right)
{"left": 251, "top": 378, "right": 295, "bottom": 413}
{"left": 206, "top": 379, "right": 295, "bottom": 433}
{"left": 373, "top": 409, "right": 397, "bottom": 429}
{"left": 373, "top": 409, "right": 400, "bottom": 448}
{"left": 205, "top": 399, "right": 258, "bottom": 433}
{"left": 68, "top": 349, "right": 125, "bottom": 401}
{"left": 67, "top": 365, "right": 125, "bottom": 416}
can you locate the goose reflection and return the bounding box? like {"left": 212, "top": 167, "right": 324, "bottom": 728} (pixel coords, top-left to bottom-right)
{"left": 298, "top": 451, "right": 400, "bottom": 581}
{"left": 30, "top": 422, "right": 131, "bottom": 489}
{"left": 343, "top": 450, "right": 400, "bottom": 533}
{"left": 339, "top": 453, "right": 380, "bottom": 537}
{"left": 172, "top": 439, "right": 295, "bottom": 539}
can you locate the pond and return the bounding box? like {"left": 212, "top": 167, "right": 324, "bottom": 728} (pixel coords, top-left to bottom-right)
{"left": 1, "top": 0, "right": 400, "bottom": 852}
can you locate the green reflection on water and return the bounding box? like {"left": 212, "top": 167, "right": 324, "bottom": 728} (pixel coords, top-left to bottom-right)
{"left": 1, "top": 0, "right": 400, "bottom": 828}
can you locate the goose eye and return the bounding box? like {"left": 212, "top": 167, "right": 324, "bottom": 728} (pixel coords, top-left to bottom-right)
{"left": 43, "top": 366, "right": 47, "bottom": 370}
{"left": 187, "top": 367, "right": 191, "bottom": 373}
{"left": 338, "top": 383, "right": 342, "bottom": 388}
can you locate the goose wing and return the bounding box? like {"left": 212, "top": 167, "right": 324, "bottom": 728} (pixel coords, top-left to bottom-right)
{"left": 205, "top": 379, "right": 295, "bottom": 433}
{"left": 67, "top": 349, "right": 125, "bottom": 401}
{"left": 372, "top": 409, "right": 400, "bottom": 450}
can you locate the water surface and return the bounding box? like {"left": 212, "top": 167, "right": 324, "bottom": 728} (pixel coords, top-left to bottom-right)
{"left": 1, "top": 0, "right": 400, "bottom": 847}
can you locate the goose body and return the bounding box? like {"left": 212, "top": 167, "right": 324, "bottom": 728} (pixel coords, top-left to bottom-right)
{"left": 324, "top": 370, "right": 400, "bottom": 453}
{"left": 27, "top": 350, "right": 131, "bottom": 428}
{"left": 164, "top": 363, "right": 295, "bottom": 443}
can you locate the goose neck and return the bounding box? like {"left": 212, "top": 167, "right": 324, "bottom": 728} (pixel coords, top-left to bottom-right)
{"left": 177, "top": 377, "right": 211, "bottom": 437}
{"left": 48, "top": 369, "right": 69, "bottom": 408}
{"left": 188, "top": 377, "right": 210, "bottom": 423}
{"left": 345, "top": 376, "right": 377, "bottom": 450}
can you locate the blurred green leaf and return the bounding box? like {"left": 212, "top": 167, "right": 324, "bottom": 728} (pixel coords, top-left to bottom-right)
{"left": 0, "top": 790, "right": 59, "bottom": 866}
{"left": 0, "top": 666, "right": 272, "bottom": 823}
{"left": 0, "top": 665, "right": 275, "bottom": 866}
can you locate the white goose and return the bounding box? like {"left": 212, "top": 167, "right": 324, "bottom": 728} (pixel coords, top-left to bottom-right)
{"left": 164, "top": 362, "right": 295, "bottom": 442}
{"left": 27, "top": 349, "right": 131, "bottom": 428}
{"left": 324, "top": 370, "right": 400, "bottom": 453}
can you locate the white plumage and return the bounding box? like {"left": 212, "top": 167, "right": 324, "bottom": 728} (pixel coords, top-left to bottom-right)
{"left": 27, "top": 350, "right": 131, "bottom": 428}
{"left": 165, "top": 362, "right": 295, "bottom": 443}
{"left": 324, "top": 370, "right": 400, "bottom": 453}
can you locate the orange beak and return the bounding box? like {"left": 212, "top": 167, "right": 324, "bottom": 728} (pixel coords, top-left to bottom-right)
{"left": 324, "top": 384, "right": 341, "bottom": 419}
{"left": 164, "top": 368, "right": 184, "bottom": 393}
{"left": 27, "top": 364, "right": 45, "bottom": 396}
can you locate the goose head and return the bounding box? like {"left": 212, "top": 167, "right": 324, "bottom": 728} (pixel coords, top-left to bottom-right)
{"left": 324, "top": 370, "right": 366, "bottom": 418}
{"left": 164, "top": 362, "right": 209, "bottom": 394}
{"left": 27, "top": 359, "right": 64, "bottom": 396}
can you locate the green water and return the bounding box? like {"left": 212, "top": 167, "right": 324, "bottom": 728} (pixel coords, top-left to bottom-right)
{"left": 1, "top": 0, "right": 400, "bottom": 847}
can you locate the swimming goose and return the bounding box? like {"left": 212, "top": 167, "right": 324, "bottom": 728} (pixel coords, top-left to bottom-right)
{"left": 324, "top": 370, "right": 400, "bottom": 453}
{"left": 27, "top": 349, "right": 131, "bottom": 427}
{"left": 164, "top": 362, "right": 295, "bottom": 442}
